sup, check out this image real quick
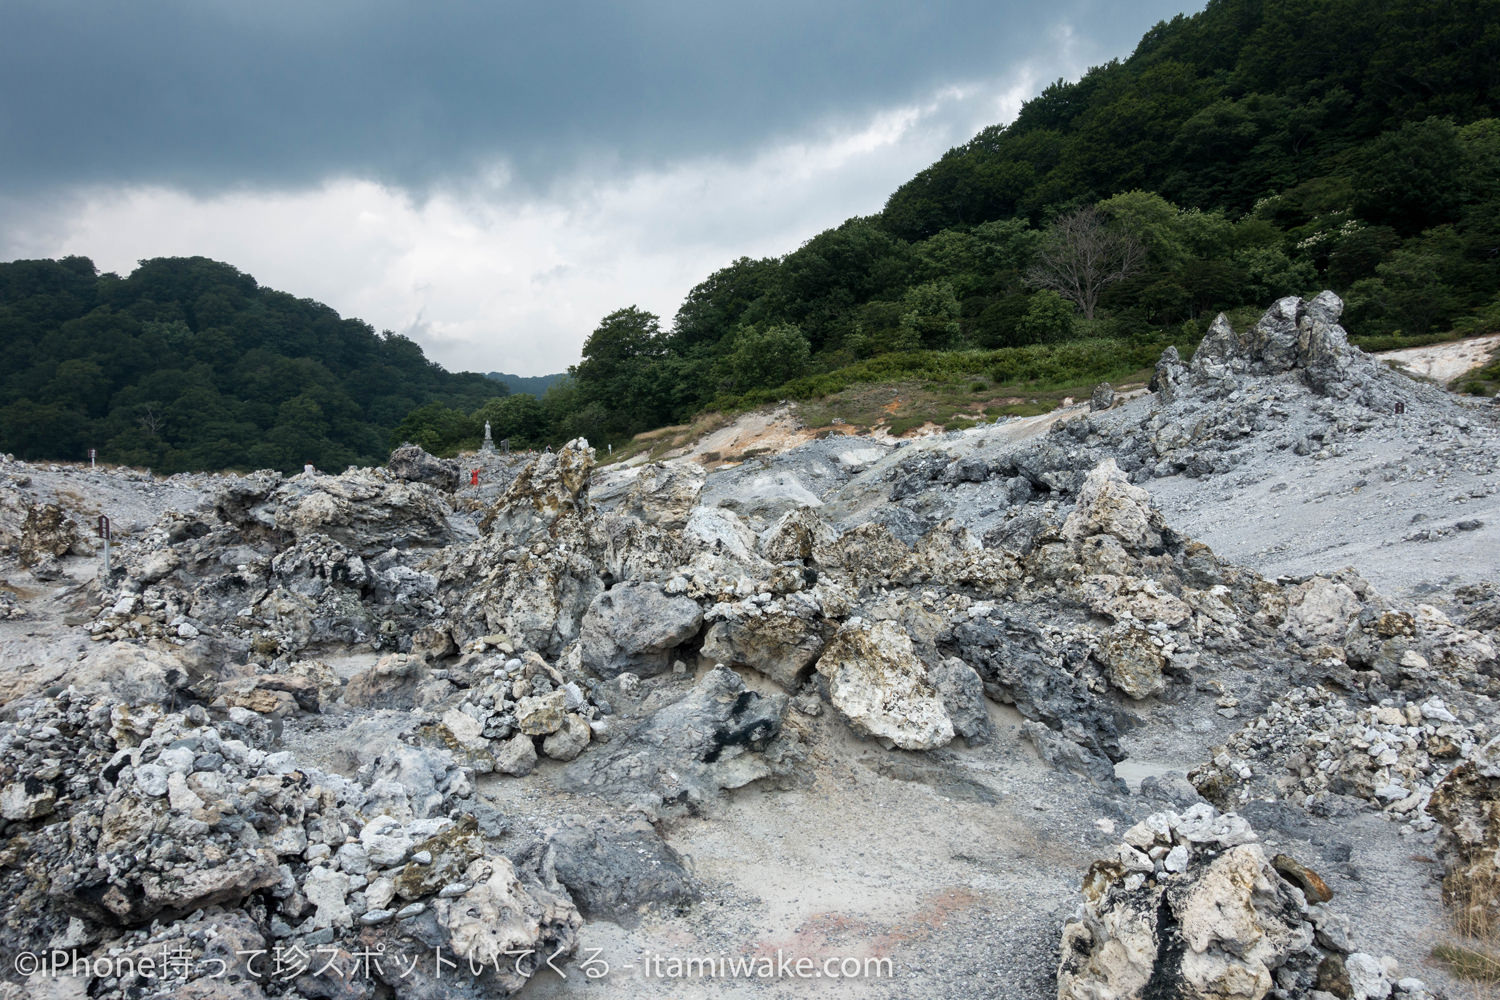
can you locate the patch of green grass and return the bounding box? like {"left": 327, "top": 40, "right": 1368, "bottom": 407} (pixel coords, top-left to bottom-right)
{"left": 1350, "top": 332, "right": 1457, "bottom": 353}
{"left": 1433, "top": 942, "right": 1500, "bottom": 983}
{"left": 885, "top": 415, "right": 935, "bottom": 437}
{"left": 1460, "top": 343, "right": 1500, "bottom": 396}
{"left": 1432, "top": 866, "right": 1500, "bottom": 994}
{"left": 706, "top": 331, "right": 1199, "bottom": 417}
{"left": 987, "top": 399, "right": 1059, "bottom": 418}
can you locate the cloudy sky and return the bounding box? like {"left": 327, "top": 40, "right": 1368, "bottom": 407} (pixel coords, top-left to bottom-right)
{"left": 0, "top": 0, "right": 1196, "bottom": 376}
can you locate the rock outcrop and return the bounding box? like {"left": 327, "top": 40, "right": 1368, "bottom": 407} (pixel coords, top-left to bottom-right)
{"left": 579, "top": 581, "right": 703, "bottom": 678}
{"left": 1059, "top": 805, "right": 1435, "bottom": 1000}
{"left": 816, "top": 620, "right": 954, "bottom": 751}
{"left": 387, "top": 442, "right": 460, "bottom": 490}
{"left": 560, "top": 666, "right": 788, "bottom": 816}
{"left": 1427, "top": 734, "right": 1500, "bottom": 925}
{"left": 0, "top": 690, "right": 580, "bottom": 999}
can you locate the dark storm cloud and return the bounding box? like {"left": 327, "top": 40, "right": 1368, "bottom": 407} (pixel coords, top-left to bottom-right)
{"left": 0, "top": 0, "right": 1192, "bottom": 195}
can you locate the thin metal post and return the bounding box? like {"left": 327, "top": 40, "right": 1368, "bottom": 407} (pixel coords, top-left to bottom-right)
{"left": 98, "top": 515, "right": 111, "bottom": 578}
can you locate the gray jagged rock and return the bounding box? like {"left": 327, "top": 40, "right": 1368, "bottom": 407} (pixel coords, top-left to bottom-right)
{"left": 700, "top": 605, "right": 825, "bottom": 690}
{"left": 0, "top": 685, "right": 580, "bottom": 998}
{"left": 1151, "top": 344, "right": 1186, "bottom": 403}
{"left": 950, "top": 614, "right": 1124, "bottom": 768}
{"left": 1245, "top": 294, "right": 1306, "bottom": 373}
{"left": 545, "top": 814, "right": 697, "bottom": 923}
{"left": 387, "top": 442, "right": 460, "bottom": 490}
{"left": 1190, "top": 312, "right": 1243, "bottom": 376}
{"left": 927, "top": 657, "right": 994, "bottom": 745}
{"left": 1187, "top": 293, "right": 1366, "bottom": 400}
{"left": 559, "top": 666, "right": 786, "bottom": 816}
{"left": 85, "top": 462, "right": 462, "bottom": 656}
{"left": 578, "top": 580, "right": 703, "bottom": 678}
{"left": 437, "top": 439, "right": 628, "bottom": 654}
{"left": 614, "top": 460, "right": 707, "bottom": 530}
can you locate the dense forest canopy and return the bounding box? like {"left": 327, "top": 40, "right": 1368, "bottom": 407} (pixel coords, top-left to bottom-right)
{"left": 5, "top": 0, "right": 1499, "bottom": 467}
{"left": 485, "top": 371, "right": 567, "bottom": 397}
{"left": 0, "top": 256, "right": 505, "bottom": 472}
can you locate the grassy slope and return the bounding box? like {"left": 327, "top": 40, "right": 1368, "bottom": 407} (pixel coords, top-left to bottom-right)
{"left": 613, "top": 306, "right": 1496, "bottom": 464}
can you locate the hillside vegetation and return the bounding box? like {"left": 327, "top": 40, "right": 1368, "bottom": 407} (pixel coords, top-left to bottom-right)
{"left": 405, "top": 0, "right": 1500, "bottom": 454}
{"left": 0, "top": 256, "right": 505, "bottom": 473}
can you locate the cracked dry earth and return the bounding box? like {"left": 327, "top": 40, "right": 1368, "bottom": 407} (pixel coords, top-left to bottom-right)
{"left": 1, "top": 293, "right": 1498, "bottom": 1000}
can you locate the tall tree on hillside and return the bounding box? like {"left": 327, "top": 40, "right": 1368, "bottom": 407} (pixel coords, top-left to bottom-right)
{"left": 571, "top": 306, "right": 673, "bottom": 437}
{"left": 1025, "top": 207, "right": 1145, "bottom": 321}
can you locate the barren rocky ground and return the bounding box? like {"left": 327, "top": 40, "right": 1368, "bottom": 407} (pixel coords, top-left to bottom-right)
{"left": 1, "top": 294, "right": 1497, "bottom": 1000}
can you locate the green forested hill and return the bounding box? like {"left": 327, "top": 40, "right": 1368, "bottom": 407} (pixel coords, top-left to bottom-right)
{"left": 883, "top": 0, "right": 1500, "bottom": 238}
{"left": 0, "top": 256, "right": 505, "bottom": 472}
{"left": 510, "top": 0, "right": 1497, "bottom": 448}
{"left": 485, "top": 371, "right": 567, "bottom": 397}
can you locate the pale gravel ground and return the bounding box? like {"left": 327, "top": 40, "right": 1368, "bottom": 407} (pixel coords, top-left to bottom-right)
{"left": 1144, "top": 394, "right": 1500, "bottom": 602}
{"left": 1378, "top": 333, "right": 1500, "bottom": 385}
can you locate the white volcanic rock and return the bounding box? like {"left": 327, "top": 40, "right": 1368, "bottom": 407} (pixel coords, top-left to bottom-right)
{"left": 816, "top": 620, "right": 954, "bottom": 751}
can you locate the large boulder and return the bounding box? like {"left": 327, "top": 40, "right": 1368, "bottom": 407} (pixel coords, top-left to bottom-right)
{"left": 387, "top": 443, "right": 459, "bottom": 490}
{"left": 1151, "top": 345, "right": 1186, "bottom": 403}
{"left": 759, "top": 506, "right": 840, "bottom": 565}
{"left": 948, "top": 614, "right": 1124, "bottom": 767}
{"left": 344, "top": 653, "right": 430, "bottom": 710}
{"left": 1190, "top": 312, "right": 1243, "bottom": 375}
{"left": 1299, "top": 290, "right": 1357, "bottom": 393}
{"left": 816, "top": 620, "right": 954, "bottom": 751}
{"left": 560, "top": 666, "right": 786, "bottom": 816}
{"left": 277, "top": 467, "right": 459, "bottom": 553}
{"left": 434, "top": 861, "right": 582, "bottom": 991}
{"left": 579, "top": 581, "right": 703, "bottom": 678}
{"left": 1059, "top": 806, "right": 1327, "bottom": 1000}
{"left": 1097, "top": 624, "right": 1168, "bottom": 700}
{"left": 616, "top": 461, "right": 706, "bottom": 530}
{"left": 1244, "top": 295, "right": 1305, "bottom": 373}
{"left": 1061, "top": 458, "right": 1162, "bottom": 551}
{"left": 19, "top": 503, "right": 78, "bottom": 568}
{"left": 438, "top": 439, "right": 621, "bottom": 653}
{"left": 926, "top": 657, "right": 994, "bottom": 745}
{"left": 546, "top": 815, "right": 697, "bottom": 922}
{"left": 700, "top": 608, "right": 824, "bottom": 690}
{"left": 1283, "top": 575, "right": 1364, "bottom": 646}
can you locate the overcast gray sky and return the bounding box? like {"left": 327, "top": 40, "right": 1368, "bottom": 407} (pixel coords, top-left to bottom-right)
{"left": 0, "top": 0, "right": 1196, "bottom": 375}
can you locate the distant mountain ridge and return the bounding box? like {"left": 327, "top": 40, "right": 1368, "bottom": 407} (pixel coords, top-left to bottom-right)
{"left": 0, "top": 255, "right": 505, "bottom": 473}
{"left": 485, "top": 371, "right": 566, "bottom": 396}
